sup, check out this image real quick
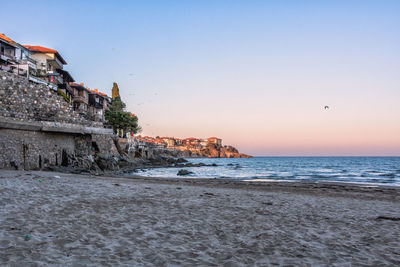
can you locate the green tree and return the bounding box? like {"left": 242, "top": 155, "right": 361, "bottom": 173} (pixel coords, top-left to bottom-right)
{"left": 112, "top": 82, "right": 121, "bottom": 99}
{"left": 109, "top": 98, "right": 125, "bottom": 112}
{"left": 105, "top": 88, "right": 141, "bottom": 134}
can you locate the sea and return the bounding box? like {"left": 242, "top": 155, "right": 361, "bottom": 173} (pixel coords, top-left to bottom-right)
{"left": 137, "top": 157, "right": 400, "bottom": 186}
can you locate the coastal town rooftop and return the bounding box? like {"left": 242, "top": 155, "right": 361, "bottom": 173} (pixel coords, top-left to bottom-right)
{"left": 23, "top": 45, "right": 67, "bottom": 65}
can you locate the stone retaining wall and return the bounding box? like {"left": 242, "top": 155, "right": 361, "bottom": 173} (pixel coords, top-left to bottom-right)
{"left": 0, "top": 128, "right": 118, "bottom": 170}
{"left": 0, "top": 70, "right": 101, "bottom": 127}
{"left": 0, "top": 128, "right": 77, "bottom": 170}
{"left": 0, "top": 70, "right": 136, "bottom": 170}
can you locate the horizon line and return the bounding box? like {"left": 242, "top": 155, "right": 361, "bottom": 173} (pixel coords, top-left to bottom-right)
{"left": 250, "top": 156, "right": 400, "bottom": 157}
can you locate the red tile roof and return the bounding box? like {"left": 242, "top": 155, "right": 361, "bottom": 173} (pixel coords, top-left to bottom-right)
{"left": 90, "top": 88, "right": 107, "bottom": 97}
{"left": 23, "top": 45, "right": 67, "bottom": 65}
{"left": 184, "top": 137, "right": 198, "bottom": 141}
{"left": 69, "top": 82, "right": 89, "bottom": 91}
{"left": 0, "top": 33, "right": 15, "bottom": 44}
{"left": 23, "top": 45, "right": 57, "bottom": 53}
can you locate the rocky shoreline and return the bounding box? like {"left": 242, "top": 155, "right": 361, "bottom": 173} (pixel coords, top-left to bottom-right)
{"left": 42, "top": 153, "right": 220, "bottom": 176}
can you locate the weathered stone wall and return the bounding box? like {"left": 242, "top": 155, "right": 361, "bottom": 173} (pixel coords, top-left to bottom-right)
{"left": 0, "top": 128, "right": 118, "bottom": 170}
{"left": 92, "top": 134, "right": 119, "bottom": 155}
{"left": 0, "top": 128, "right": 77, "bottom": 170}
{"left": 0, "top": 70, "right": 128, "bottom": 170}
{"left": 0, "top": 70, "right": 101, "bottom": 127}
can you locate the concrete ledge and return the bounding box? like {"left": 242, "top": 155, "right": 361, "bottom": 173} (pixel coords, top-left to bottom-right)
{"left": 0, "top": 118, "right": 113, "bottom": 135}
{"left": 84, "top": 126, "right": 113, "bottom": 135}
{"left": 0, "top": 119, "right": 42, "bottom": 131}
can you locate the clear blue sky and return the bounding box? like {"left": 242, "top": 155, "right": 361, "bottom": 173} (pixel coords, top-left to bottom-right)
{"left": 2, "top": 0, "right": 400, "bottom": 155}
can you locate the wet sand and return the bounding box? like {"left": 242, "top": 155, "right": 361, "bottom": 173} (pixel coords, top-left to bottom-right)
{"left": 1, "top": 170, "right": 399, "bottom": 266}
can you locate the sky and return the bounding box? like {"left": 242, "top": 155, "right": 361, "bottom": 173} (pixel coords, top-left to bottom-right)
{"left": 2, "top": 0, "right": 400, "bottom": 156}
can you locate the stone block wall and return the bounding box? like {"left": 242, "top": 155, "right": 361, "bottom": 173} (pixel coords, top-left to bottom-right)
{"left": 0, "top": 70, "right": 122, "bottom": 170}
{"left": 0, "top": 128, "right": 118, "bottom": 170}
{"left": 0, "top": 128, "right": 77, "bottom": 170}
{"left": 92, "top": 134, "right": 119, "bottom": 155}
{"left": 0, "top": 70, "right": 101, "bottom": 127}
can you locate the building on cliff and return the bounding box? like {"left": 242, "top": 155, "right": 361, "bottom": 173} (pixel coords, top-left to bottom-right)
{"left": 161, "top": 137, "right": 176, "bottom": 147}
{"left": 57, "top": 69, "right": 75, "bottom": 103}
{"left": 1, "top": 33, "right": 113, "bottom": 123}
{"left": 130, "top": 135, "right": 251, "bottom": 158}
{"left": 69, "top": 82, "right": 92, "bottom": 116}
{"left": 207, "top": 137, "right": 222, "bottom": 146}
{"left": 0, "top": 70, "right": 117, "bottom": 170}
{"left": 183, "top": 137, "right": 201, "bottom": 147}
{"left": 1, "top": 33, "right": 76, "bottom": 92}
{"left": 88, "top": 88, "right": 111, "bottom": 122}
{"left": 0, "top": 33, "right": 37, "bottom": 79}
{"left": 23, "top": 45, "right": 68, "bottom": 91}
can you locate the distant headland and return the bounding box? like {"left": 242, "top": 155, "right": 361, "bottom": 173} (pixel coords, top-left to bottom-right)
{"left": 134, "top": 136, "right": 252, "bottom": 158}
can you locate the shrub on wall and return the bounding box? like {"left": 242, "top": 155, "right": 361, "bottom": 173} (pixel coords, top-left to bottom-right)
{"left": 57, "top": 89, "right": 70, "bottom": 103}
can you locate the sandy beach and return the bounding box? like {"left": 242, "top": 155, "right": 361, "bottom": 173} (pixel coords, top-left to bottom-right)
{"left": 1, "top": 170, "right": 400, "bottom": 266}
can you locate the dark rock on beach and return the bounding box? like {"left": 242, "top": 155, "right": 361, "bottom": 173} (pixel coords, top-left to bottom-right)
{"left": 177, "top": 169, "right": 193, "bottom": 176}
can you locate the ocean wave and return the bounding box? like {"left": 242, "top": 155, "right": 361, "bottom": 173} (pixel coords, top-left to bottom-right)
{"left": 378, "top": 173, "right": 396, "bottom": 178}
{"left": 139, "top": 157, "right": 400, "bottom": 186}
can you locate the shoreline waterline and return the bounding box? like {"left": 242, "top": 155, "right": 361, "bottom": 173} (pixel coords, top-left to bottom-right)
{"left": 137, "top": 156, "right": 400, "bottom": 186}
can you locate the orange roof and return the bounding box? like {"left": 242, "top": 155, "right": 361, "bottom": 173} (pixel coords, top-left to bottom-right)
{"left": 184, "top": 137, "right": 199, "bottom": 141}
{"left": 70, "top": 82, "right": 89, "bottom": 91}
{"left": 208, "top": 137, "right": 221, "bottom": 140}
{"left": 0, "top": 33, "right": 15, "bottom": 44}
{"left": 23, "top": 45, "right": 67, "bottom": 64}
{"left": 89, "top": 88, "right": 108, "bottom": 97}
{"left": 23, "top": 45, "right": 57, "bottom": 53}
{"left": 23, "top": 45, "right": 58, "bottom": 54}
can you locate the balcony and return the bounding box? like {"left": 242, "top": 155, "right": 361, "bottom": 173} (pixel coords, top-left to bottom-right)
{"left": 48, "top": 56, "right": 64, "bottom": 69}
{"left": 46, "top": 71, "right": 63, "bottom": 84}
{"left": 58, "top": 82, "right": 74, "bottom": 95}
{"left": 72, "top": 95, "right": 88, "bottom": 104}
{"left": 21, "top": 58, "right": 37, "bottom": 69}
{"left": 0, "top": 53, "right": 15, "bottom": 62}
{"left": 0, "top": 64, "right": 27, "bottom": 76}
